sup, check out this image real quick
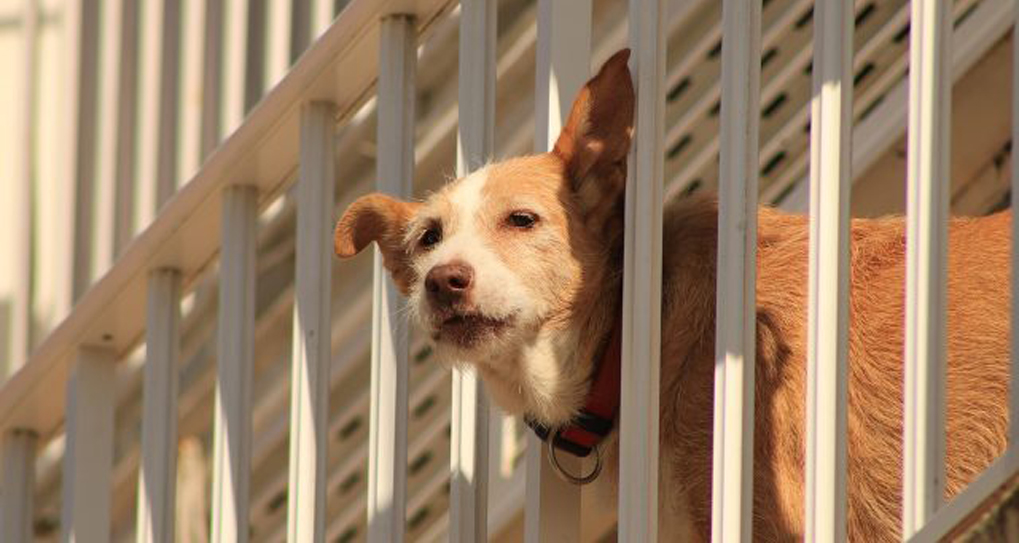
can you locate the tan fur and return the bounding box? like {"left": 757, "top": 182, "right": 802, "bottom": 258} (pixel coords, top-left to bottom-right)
{"left": 655, "top": 195, "right": 1010, "bottom": 540}
{"left": 334, "top": 48, "right": 1011, "bottom": 541}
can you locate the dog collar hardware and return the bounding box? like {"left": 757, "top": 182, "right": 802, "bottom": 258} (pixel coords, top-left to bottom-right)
{"left": 524, "top": 315, "right": 622, "bottom": 475}
{"left": 544, "top": 429, "right": 602, "bottom": 485}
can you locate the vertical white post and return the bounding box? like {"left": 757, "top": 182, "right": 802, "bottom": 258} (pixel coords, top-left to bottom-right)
{"left": 135, "top": 0, "right": 182, "bottom": 232}
{"left": 367, "top": 14, "right": 415, "bottom": 543}
{"left": 264, "top": 0, "right": 293, "bottom": 88}
{"left": 178, "top": 0, "right": 208, "bottom": 184}
{"left": 450, "top": 1, "right": 495, "bottom": 541}
{"left": 903, "top": 0, "right": 950, "bottom": 536}
{"left": 211, "top": 187, "right": 257, "bottom": 543}
{"left": 524, "top": 1, "right": 589, "bottom": 540}
{"left": 1011, "top": 0, "right": 1019, "bottom": 450}
{"left": 287, "top": 102, "right": 335, "bottom": 543}
{"left": 61, "top": 347, "right": 116, "bottom": 543}
{"left": 290, "top": 0, "right": 312, "bottom": 60}
{"left": 311, "top": 0, "right": 333, "bottom": 39}
{"left": 94, "top": 0, "right": 126, "bottom": 278}
{"left": 619, "top": 1, "right": 665, "bottom": 541}
{"left": 221, "top": 0, "right": 251, "bottom": 135}
{"left": 67, "top": 0, "right": 100, "bottom": 300}
{"left": 805, "top": 2, "right": 853, "bottom": 541}
{"left": 201, "top": 0, "right": 224, "bottom": 157}
{"left": 1, "top": 430, "right": 37, "bottom": 543}
{"left": 8, "top": 0, "right": 39, "bottom": 375}
{"left": 137, "top": 269, "right": 182, "bottom": 543}
{"left": 113, "top": 0, "right": 141, "bottom": 256}
{"left": 712, "top": 0, "right": 761, "bottom": 541}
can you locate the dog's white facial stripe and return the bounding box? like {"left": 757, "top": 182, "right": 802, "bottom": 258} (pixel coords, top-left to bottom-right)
{"left": 448, "top": 168, "right": 488, "bottom": 227}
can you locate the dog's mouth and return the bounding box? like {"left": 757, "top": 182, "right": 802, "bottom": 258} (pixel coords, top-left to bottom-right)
{"left": 431, "top": 311, "right": 511, "bottom": 348}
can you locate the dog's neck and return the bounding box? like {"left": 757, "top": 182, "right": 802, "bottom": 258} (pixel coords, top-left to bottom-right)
{"left": 477, "top": 264, "right": 623, "bottom": 429}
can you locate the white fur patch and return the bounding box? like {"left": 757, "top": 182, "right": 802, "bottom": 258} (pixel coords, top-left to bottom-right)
{"left": 448, "top": 167, "right": 487, "bottom": 221}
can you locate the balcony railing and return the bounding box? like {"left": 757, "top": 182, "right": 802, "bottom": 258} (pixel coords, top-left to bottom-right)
{"left": 1, "top": 0, "right": 1017, "bottom": 541}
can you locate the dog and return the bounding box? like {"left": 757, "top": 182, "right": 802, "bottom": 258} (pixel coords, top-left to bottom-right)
{"left": 334, "top": 49, "right": 1011, "bottom": 541}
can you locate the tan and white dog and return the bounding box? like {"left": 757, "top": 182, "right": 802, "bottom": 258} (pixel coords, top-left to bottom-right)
{"left": 334, "top": 50, "right": 1011, "bottom": 541}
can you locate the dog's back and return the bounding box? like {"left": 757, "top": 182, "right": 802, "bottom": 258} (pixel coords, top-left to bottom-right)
{"left": 658, "top": 195, "right": 1011, "bottom": 540}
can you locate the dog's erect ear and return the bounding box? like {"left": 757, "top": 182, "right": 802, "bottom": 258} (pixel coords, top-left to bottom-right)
{"left": 553, "top": 49, "right": 634, "bottom": 228}
{"left": 335, "top": 193, "right": 420, "bottom": 292}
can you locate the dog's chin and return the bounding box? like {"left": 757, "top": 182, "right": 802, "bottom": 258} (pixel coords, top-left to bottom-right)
{"left": 428, "top": 311, "right": 514, "bottom": 355}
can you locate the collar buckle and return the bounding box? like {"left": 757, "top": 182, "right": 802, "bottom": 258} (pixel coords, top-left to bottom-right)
{"left": 544, "top": 429, "right": 603, "bottom": 485}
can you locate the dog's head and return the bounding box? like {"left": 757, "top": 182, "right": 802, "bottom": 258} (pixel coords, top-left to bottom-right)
{"left": 334, "top": 49, "right": 633, "bottom": 417}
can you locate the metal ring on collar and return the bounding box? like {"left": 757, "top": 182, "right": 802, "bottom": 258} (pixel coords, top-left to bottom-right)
{"left": 544, "top": 430, "right": 602, "bottom": 485}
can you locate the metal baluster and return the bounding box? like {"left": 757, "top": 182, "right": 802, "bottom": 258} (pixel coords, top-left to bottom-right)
{"left": 136, "top": 269, "right": 182, "bottom": 543}
{"left": 286, "top": 101, "right": 336, "bottom": 543}
{"left": 804, "top": 2, "right": 853, "bottom": 541}
{"left": 1, "top": 430, "right": 37, "bottom": 543}
{"left": 135, "top": 0, "right": 181, "bottom": 231}
{"left": 221, "top": 0, "right": 251, "bottom": 135}
{"left": 524, "top": 1, "right": 590, "bottom": 539}
{"left": 903, "top": 0, "right": 951, "bottom": 536}
{"left": 178, "top": 0, "right": 207, "bottom": 184}
{"left": 265, "top": 0, "right": 293, "bottom": 88}
{"left": 712, "top": 0, "right": 761, "bottom": 541}
{"left": 211, "top": 187, "right": 257, "bottom": 543}
{"left": 367, "top": 14, "right": 415, "bottom": 543}
{"left": 619, "top": 0, "right": 666, "bottom": 540}
{"left": 61, "top": 347, "right": 116, "bottom": 543}
{"left": 7, "top": 0, "right": 39, "bottom": 377}
{"left": 449, "top": 1, "right": 495, "bottom": 541}
{"left": 67, "top": 0, "right": 100, "bottom": 300}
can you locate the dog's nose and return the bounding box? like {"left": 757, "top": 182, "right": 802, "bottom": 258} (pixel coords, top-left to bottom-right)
{"left": 425, "top": 262, "right": 474, "bottom": 305}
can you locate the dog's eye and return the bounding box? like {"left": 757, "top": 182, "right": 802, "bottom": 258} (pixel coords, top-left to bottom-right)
{"left": 506, "top": 211, "right": 538, "bottom": 229}
{"left": 420, "top": 227, "right": 442, "bottom": 248}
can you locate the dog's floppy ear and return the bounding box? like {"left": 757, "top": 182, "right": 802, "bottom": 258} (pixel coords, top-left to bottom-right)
{"left": 335, "top": 193, "right": 420, "bottom": 293}
{"left": 553, "top": 48, "right": 634, "bottom": 229}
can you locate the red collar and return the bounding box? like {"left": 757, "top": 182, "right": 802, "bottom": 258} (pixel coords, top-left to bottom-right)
{"left": 525, "top": 316, "right": 622, "bottom": 458}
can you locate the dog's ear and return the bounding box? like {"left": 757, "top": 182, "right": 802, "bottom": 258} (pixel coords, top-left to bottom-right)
{"left": 335, "top": 193, "right": 420, "bottom": 293}
{"left": 553, "top": 48, "right": 634, "bottom": 230}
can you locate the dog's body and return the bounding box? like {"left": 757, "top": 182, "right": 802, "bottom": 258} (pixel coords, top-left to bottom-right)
{"left": 645, "top": 195, "right": 1009, "bottom": 540}
{"left": 335, "top": 50, "right": 1011, "bottom": 540}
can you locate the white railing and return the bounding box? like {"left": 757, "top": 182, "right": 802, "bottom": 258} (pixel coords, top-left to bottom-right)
{"left": 367, "top": 14, "right": 415, "bottom": 543}
{"left": 524, "top": 1, "right": 590, "bottom": 540}
{"left": 713, "top": 2, "right": 761, "bottom": 541}
{"left": 2, "top": 0, "right": 1019, "bottom": 541}
{"left": 806, "top": 1, "right": 852, "bottom": 540}
{"left": 0, "top": 1, "right": 457, "bottom": 540}
{"left": 620, "top": 1, "right": 666, "bottom": 541}
{"left": 449, "top": 3, "right": 496, "bottom": 542}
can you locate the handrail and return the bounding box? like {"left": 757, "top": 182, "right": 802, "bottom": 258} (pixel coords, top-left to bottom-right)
{"left": 0, "top": 0, "right": 456, "bottom": 441}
